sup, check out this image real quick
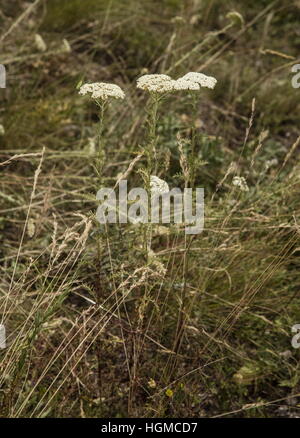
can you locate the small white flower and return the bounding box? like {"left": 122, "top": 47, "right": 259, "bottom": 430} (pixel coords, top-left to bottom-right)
{"left": 35, "top": 34, "right": 47, "bottom": 52}
{"left": 137, "top": 74, "right": 174, "bottom": 93}
{"left": 79, "top": 82, "right": 125, "bottom": 100}
{"left": 180, "top": 72, "right": 217, "bottom": 89}
{"left": 0, "top": 124, "right": 5, "bottom": 136}
{"left": 62, "top": 38, "right": 71, "bottom": 53}
{"left": 232, "top": 176, "right": 249, "bottom": 192}
{"left": 27, "top": 218, "right": 35, "bottom": 238}
{"left": 0, "top": 324, "right": 6, "bottom": 349}
{"left": 265, "top": 158, "right": 278, "bottom": 170}
{"left": 173, "top": 78, "right": 200, "bottom": 91}
{"left": 150, "top": 175, "right": 169, "bottom": 194}
{"left": 148, "top": 378, "right": 157, "bottom": 388}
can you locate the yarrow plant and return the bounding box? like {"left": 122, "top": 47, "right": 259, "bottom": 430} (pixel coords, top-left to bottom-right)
{"left": 135, "top": 72, "right": 216, "bottom": 270}
{"left": 78, "top": 82, "right": 125, "bottom": 180}
{"left": 136, "top": 74, "right": 174, "bottom": 189}
{"left": 175, "top": 72, "right": 217, "bottom": 187}
{"left": 79, "top": 72, "right": 217, "bottom": 414}
{"left": 77, "top": 73, "right": 216, "bottom": 216}
{"left": 136, "top": 74, "right": 175, "bottom": 259}
{"left": 135, "top": 72, "right": 217, "bottom": 178}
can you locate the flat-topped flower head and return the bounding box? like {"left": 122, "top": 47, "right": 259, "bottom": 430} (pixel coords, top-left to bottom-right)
{"left": 180, "top": 72, "right": 217, "bottom": 89}
{"left": 173, "top": 78, "right": 200, "bottom": 91}
{"left": 79, "top": 82, "right": 125, "bottom": 100}
{"left": 150, "top": 175, "right": 169, "bottom": 195}
{"left": 137, "top": 74, "right": 174, "bottom": 93}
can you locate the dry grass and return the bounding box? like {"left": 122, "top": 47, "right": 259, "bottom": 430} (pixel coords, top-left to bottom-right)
{"left": 0, "top": 0, "right": 300, "bottom": 418}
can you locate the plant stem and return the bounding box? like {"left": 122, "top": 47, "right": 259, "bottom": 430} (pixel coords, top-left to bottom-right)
{"left": 190, "top": 92, "right": 198, "bottom": 188}
{"left": 96, "top": 100, "right": 107, "bottom": 184}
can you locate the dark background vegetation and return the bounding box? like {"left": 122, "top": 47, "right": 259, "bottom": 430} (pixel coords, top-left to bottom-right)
{"left": 1, "top": 0, "right": 300, "bottom": 418}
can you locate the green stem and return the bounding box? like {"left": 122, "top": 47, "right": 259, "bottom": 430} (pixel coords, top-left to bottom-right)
{"left": 147, "top": 94, "right": 159, "bottom": 179}
{"left": 190, "top": 92, "right": 198, "bottom": 188}
{"left": 96, "top": 100, "right": 107, "bottom": 184}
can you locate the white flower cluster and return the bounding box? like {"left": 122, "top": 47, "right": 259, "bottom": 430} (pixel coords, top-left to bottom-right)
{"left": 79, "top": 82, "right": 125, "bottom": 100}
{"left": 181, "top": 72, "right": 217, "bottom": 89}
{"left": 136, "top": 74, "right": 175, "bottom": 93}
{"left": 172, "top": 78, "right": 200, "bottom": 91}
{"left": 232, "top": 176, "right": 249, "bottom": 192}
{"left": 79, "top": 72, "right": 217, "bottom": 101}
{"left": 137, "top": 72, "right": 217, "bottom": 93}
{"left": 150, "top": 175, "right": 169, "bottom": 195}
